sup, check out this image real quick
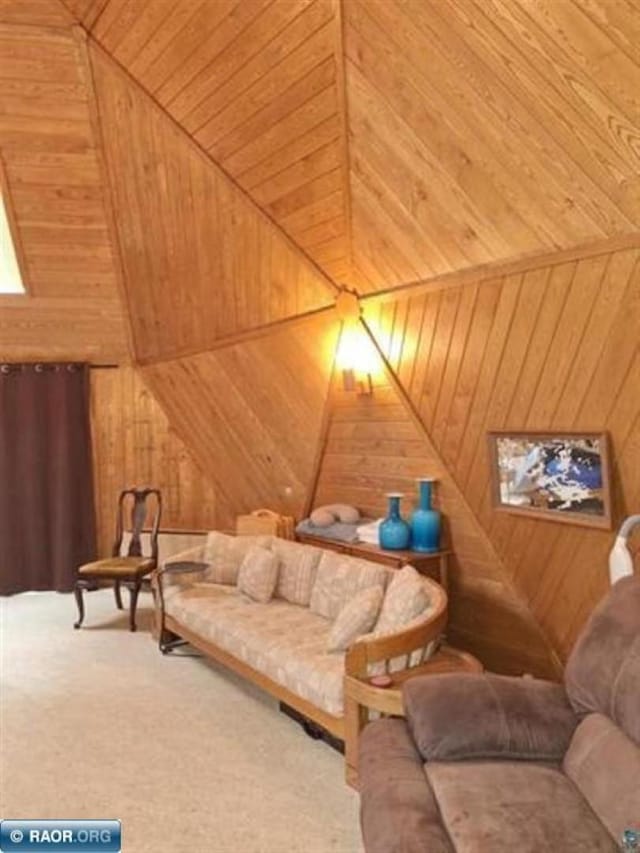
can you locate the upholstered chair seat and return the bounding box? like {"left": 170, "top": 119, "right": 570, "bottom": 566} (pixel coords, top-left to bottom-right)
{"left": 77, "top": 557, "right": 155, "bottom": 577}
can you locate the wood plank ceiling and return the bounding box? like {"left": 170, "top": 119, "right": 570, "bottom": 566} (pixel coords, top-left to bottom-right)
{"left": 1, "top": 0, "right": 639, "bottom": 674}
{"left": 0, "top": 19, "right": 128, "bottom": 361}
{"left": 73, "top": 0, "right": 352, "bottom": 286}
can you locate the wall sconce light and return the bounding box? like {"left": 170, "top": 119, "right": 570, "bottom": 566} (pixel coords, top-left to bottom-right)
{"left": 335, "top": 289, "right": 374, "bottom": 396}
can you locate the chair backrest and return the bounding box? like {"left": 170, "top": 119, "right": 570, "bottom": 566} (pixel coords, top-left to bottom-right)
{"left": 563, "top": 574, "right": 640, "bottom": 843}
{"left": 112, "top": 488, "right": 162, "bottom": 563}
{"left": 564, "top": 573, "right": 640, "bottom": 743}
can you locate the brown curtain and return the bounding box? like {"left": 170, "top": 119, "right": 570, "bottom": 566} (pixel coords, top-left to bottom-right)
{"left": 0, "top": 363, "right": 96, "bottom": 594}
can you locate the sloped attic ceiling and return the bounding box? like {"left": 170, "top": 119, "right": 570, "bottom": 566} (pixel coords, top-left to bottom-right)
{"left": 1, "top": 0, "right": 639, "bottom": 676}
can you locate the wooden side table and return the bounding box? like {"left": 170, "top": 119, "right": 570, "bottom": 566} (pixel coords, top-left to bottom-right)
{"left": 344, "top": 645, "right": 483, "bottom": 788}
{"left": 296, "top": 533, "right": 450, "bottom": 591}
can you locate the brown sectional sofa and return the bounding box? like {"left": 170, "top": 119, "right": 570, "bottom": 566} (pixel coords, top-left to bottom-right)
{"left": 359, "top": 574, "right": 640, "bottom": 853}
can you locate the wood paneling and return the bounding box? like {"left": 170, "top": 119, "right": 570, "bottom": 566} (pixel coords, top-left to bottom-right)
{"left": 141, "top": 314, "right": 338, "bottom": 522}
{"left": 0, "top": 25, "right": 122, "bottom": 301}
{"left": 0, "top": 295, "right": 127, "bottom": 362}
{"left": 0, "top": 0, "right": 73, "bottom": 28}
{"left": 91, "top": 365, "right": 218, "bottom": 554}
{"left": 345, "top": 0, "right": 640, "bottom": 291}
{"left": 90, "top": 45, "right": 336, "bottom": 363}
{"left": 314, "top": 373, "right": 559, "bottom": 677}
{"left": 73, "top": 0, "right": 351, "bottom": 284}
{"left": 362, "top": 245, "right": 640, "bottom": 664}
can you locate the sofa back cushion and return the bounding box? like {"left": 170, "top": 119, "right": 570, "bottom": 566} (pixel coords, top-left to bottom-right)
{"left": 309, "top": 551, "right": 389, "bottom": 620}
{"left": 203, "top": 532, "right": 273, "bottom": 585}
{"left": 237, "top": 545, "right": 279, "bottom": 603}
{"left": 564, "top": 713, "right": 640, "bottom": 843}
{"left": 564, "top": 575, "right": 640, "bottom": 746}
{"left": 271, "top": 539, "right": 323, "bottom": 606}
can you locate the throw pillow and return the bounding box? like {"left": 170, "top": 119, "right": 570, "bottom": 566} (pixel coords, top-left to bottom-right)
{"left": 237, "top": 545, "right": 279, "bottom": 603}
{"left": 271, "top": 539, "right": 323, "bottom": 606}
{"left": 203, "top": 532, "right": 272, "bottom": 585}
{"left": 309, "top": 551, "right": 389, "bottom": 620}
{"left": 374, "top": 565, "right": 430, "bottom": 636}
{"left": 327, "top": 586, "right": 384, "bottom": 652}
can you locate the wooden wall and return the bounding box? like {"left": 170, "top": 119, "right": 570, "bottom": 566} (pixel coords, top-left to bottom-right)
{"left": 91, "top": 365, "right": 218, "bottom": 554}
{"left": 142, "top": 313, "right": 339, "bottom": 523}
{"left": 0, "top": 21, "right": 128, "bottom": 362}
{"left": 2, "top": 1, "right": 639, "bottom": 675}
{"left": 315, "top": 377, "right": 559, "bottom": 676}
{"left": 313, "top": 243, "right": 640, "bottom": 671}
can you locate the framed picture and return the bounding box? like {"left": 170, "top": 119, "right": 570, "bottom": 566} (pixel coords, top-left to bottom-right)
{"left": 487, "top": 431, "right": 613, "bottom": 529}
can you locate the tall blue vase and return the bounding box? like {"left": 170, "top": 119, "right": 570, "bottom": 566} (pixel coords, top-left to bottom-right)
{"left": 410, "top": 479, "right": 441, "bottom": 553}
{"left": 379, "top": 493, "right": 411, "bottom": 550}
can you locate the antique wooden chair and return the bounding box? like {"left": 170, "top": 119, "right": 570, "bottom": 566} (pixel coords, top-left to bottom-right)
{"left": 74, "top": 487, "right": 162, "bottom": 632}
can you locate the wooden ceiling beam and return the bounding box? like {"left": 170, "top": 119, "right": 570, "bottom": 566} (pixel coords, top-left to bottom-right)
{"left": 361, "top": 232, "right": 640, "bottom": 306}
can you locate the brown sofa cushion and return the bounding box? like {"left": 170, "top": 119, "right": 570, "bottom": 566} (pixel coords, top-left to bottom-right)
{"left": 425, "top": 761, "right": 618, "bottom": 852}
{"left": 564, "top": 713, "right": 640, "bottom": 843}
{"left": 404, "top": 673, "right": 578, "bottom": 761}
{"left": 359, "top": 719, "right": 454, "bottom": 853}
{"left": 565, "top": 575, "right": 640, "bottom": 745}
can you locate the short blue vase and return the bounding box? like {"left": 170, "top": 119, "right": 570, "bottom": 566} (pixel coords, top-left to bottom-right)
{"left": 410, "top": 479, "right": 441, "bottom": 552}
{"left": 379, "top": 493, "right": 411, "bottom": 550}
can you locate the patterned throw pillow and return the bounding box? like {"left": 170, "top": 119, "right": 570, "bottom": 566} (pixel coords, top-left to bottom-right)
{"left": 271, "top": 539, "right": 323, "bottom": 606}
{"left": 374, "top": 565, "right": 430, "bottom": 636}
{"left": 237, "top": 545, "right": 280, "bottom": 603}
{"left": 309, "top": 551, "right": 389, "bottom": 620}
{"left": 203, "top": 532, "right": 272, "bottom": 585}
{"left": 327, "top": 586, "right": 384, "bottom": 652}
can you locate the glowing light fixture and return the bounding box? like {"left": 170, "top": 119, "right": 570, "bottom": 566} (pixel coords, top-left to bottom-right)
{"left": 0, "top": 191, "right": 24, "bottom": 294}
{"left": 335, "top": 289, "right": 375, "bottom": 395}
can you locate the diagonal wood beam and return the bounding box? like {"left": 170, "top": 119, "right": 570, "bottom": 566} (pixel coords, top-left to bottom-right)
{"left": 361, "top": 232, "right": 640, "bottom": 305}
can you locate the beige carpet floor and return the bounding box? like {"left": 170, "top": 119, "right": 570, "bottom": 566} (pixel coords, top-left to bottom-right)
{"left": 0, "top": 589, "right": 362, "bottom": 853}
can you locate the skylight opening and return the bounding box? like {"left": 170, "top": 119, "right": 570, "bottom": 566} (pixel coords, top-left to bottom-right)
{"left": 0, "top": 192, "right": 25, "bottom": 294}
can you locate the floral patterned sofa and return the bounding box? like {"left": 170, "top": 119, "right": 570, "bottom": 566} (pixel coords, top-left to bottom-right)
{"left": 152, "top": 532, "right": 447, "bottom": 781}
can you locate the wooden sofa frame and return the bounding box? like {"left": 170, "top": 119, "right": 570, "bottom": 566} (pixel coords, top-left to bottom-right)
{"left": 152, "top": 563, "right": 448, "bottom": 784}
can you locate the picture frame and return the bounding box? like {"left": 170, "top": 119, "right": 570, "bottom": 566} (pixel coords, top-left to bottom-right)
{"left": 487, "top": 431, "right": 613, "bottom": 529}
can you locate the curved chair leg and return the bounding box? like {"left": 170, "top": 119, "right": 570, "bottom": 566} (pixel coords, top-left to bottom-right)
{"left": 73, "top": 584, "right": 85, "bottom": 629}
{"left": 129, "top": 579, "right": 142, "bottom": 632}
{"left": 114, "top": 580, "right": 124, "bottom": 610}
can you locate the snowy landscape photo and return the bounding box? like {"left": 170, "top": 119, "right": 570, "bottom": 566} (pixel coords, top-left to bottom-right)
{"left": 488, "top": 432, "right": 612, "bottom": 529}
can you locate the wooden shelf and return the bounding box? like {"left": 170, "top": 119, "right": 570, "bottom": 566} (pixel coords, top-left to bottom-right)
{"left": 296, "top": 532, "right": 450, "bottom": 589}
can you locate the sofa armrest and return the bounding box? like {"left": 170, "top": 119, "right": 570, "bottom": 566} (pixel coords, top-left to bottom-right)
{"left": 345, "top": 577, "right": 447, "bottom": 678}
{"left": 360, "top": 719, "right": 454, "bottom": 853}
{"left": 404, "top": 673, "right": 578, "bottom": 762}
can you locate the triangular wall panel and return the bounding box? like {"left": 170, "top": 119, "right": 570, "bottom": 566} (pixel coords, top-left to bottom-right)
{"left": 141, "top": 314, "right": 339, "bottom": 523}
{"left": 361, "top": 244, "right": 640, "bottom": 663}
{"left": 90, "top": 45, "right": 338, "bottom": 364}
{"left": 314, "top": 372, "right": 559, "bottom": 677}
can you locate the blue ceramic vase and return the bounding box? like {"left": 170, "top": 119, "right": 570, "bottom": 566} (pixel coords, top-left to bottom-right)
{"left": 410, "top": 479, "right": 441, "bottom": 552}
{"left": 379, "top": 493, "right": 411, "bottom": 550}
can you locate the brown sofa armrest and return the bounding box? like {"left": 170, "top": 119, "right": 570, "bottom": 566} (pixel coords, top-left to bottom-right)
{"left": 404, "top": 673, "right": 579, "bottom": 762}
{"left": 360, "top": 719, "right": 454, "bottom": 853}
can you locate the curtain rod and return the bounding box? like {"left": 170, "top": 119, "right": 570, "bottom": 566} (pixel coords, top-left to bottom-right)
{"left": 90, "top": 364, "right": 119, "bottom": 370}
